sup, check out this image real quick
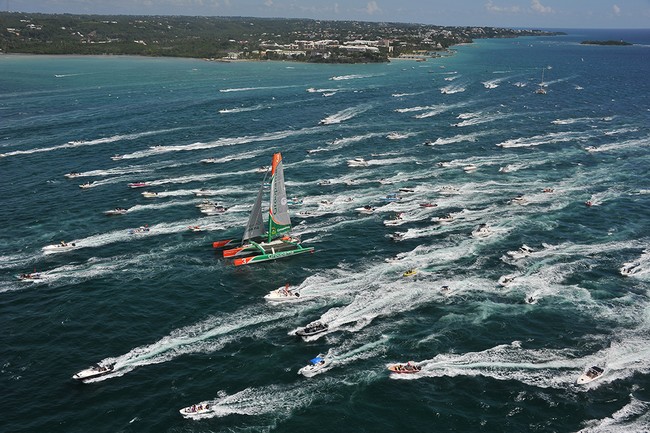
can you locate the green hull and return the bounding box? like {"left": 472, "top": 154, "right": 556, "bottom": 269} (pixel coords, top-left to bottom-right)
{"left": 233, "top": 245, "right": 314, "bottom": 266}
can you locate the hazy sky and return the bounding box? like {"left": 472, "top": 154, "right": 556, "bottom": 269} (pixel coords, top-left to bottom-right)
{"left": 5, "top": 0, "right": 650, "bottom": 29}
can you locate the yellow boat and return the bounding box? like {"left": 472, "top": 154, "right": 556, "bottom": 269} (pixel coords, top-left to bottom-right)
{"left": 403, "top": 269, "right": 417, "bottom": 277}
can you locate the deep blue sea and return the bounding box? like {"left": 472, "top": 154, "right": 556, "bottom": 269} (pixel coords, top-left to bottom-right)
{"left": 1, "top": 28, "right": 649, "bottom": 433}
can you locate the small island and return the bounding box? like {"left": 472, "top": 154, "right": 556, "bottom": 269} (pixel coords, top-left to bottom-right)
{"left": 580, "top": 40, "right": 632, "bottom": 46}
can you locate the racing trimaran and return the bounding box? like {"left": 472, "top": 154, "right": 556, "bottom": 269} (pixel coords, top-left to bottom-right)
{"left": 216, "top": 152, "right": 314, "bottom": 266}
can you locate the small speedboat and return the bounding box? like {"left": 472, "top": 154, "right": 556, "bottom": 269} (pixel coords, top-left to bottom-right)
{"left": 347, "top": 157, "right": 368, "bottom": 167}
{"left": 179, "top": 403, "right": 212, "bottom": 417}
{"left": 356, "top": 206, "right": 375, "bottom": 214}
{"left": 507, "top": 244, "right": 534, "bottom": 260}
{"left": 287, "top": 197, "right": 303, "bottom": 205}
{"left": 437, "top": 186, "right": 460, "bottom": 195}
{"left": 72, "top": 363, "right": 114, "bottom": 381}
{"left": 128, "top": 225, "right": 150, "bottom": 235}
{"left": 264, "top": 285, "right": 302, "bottom": 302}
{"left": 432, "top": 214, "right": 454, "bottom": 224}
{"left": 128, "top": 182, "right": 149, "bottom": 188}
{"left": 194, "top": 188, "right": 216, "bottom": 197}
{"left": 620, "top": 262, "right": 641, "bottom": 276}
{"left": 188, "top": 225, "right": 204, "bottom": 232}
{"left": 142, "top": 191, "right": 158, "bottom": 198}
{"left": 201, "top": 205, "right": 227, "bottom": 215}
{"left": 384, "top": 213, "right": 404, "bottom": 226}
{"left": 104, "top": 207, "right": 127, "bottom": 216}
{"left": 510, "top": 195, "right": 528, "bottom": 205}
{"left": 388, "top": 362, "right": 421, "bottom": 374}
{"left": 79, "top": 182, "right": 93, "bottom": 189}
{"left": 542, "top": 188, "right": 554, "bottom": 193}
{"left": 295, "top": 321, "right": 328, "bottom": 337}
{"left": 65, "top": 172, "right": 82, "bottom": 179}
{"left": 43, "top": 241, "right": 77, "bottom": 253}
{"left": 585, "top": 200, "right": 594, "bottom": 207}
{"left": 111, "top": 154, "right": 123, "bottom": 161}
{"left": 463, "top": 164, "right": 478, "bottom": 173}
{"left": 298, "top": 355, "right": 328, "bottom": 377}
{"left": 399, "top": 187, "right": 415, "bottom": 193}
{"left": 498, "top": 275, "right": 516, "bottom": 287}
{"left": 17, "top": 272, "right": 43, "bottom": 282}
{"left": 471, "top": 223, "right": 492, "bottom": 238}
{"left": 381, "top": 193, "right": 401, "bottom": 203}
{"left": 576, "top": 366, "right": 604, "bottom": 385}
{"left": 420, "top": 202, "right": 437, "bottom": 208}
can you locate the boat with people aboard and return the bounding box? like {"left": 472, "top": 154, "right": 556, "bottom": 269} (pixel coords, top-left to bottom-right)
{"left": 384, "top": 212, "right": 404, "bottom": 226}
{"left": 356, "top": 205, "right": 375, "bottom": 214}
{"left": 620, "top": 261, "right": 642, "bottom": 276}
{"left": 187, "top": 225, "right": 204, "bottom": 232}
{"left": 432, "top": 213, "right": 454, "bottom": 224}
{"left": 104, "top": 207, "right": 127, "bottom": 216}
{"left": 576, "top": 366, "right": 604, "bottom": 384}
{"left": 179, "top": 403, "right": 212, "bottom": 417}
{"left": 510, "top": 194, "right": 528, "bottom": 205}
{"left": 507, "top": 244, "right": 534, "bottom": 260}
{"left": 264, "top": 283, "right": 302, "bottom": 302}
{"left": 17, "top": 272, "right": 43, "bottom": 282}
{"left": 111, "top": 154, "right": 123, "bottom": 161}
{"left": 142, "top": 191, "right": 159, "bottom": 198}
{"left": 64, "top": 172, "right": 82, "bottom": 178}
{"left": 420, "top": 202, "right": 437, "bottom": 208}
{"left": 72, "top": 363, "right": 114, "bottom": 381}
{"left": 498, "top": 274, "right": 516, "bottom": 287}
{"left": 216, "top": 153, "right": 314, "bottom": 266}
{"left": 388, "top": 361, "right": 421, "bottom": 374}
{"left": 79, "top": 182, "right": 93, "bottom": 189}
{"left": 403, "top": 268, "right": 417, "bottom": 277}
{"left": 298, "top": 355, "right": 329, "bottom": 377}
{"left": 295, "top": 321, "right": 328, "bottom": 337}
{"left": 42, "top": 241, "right": 77, "bottom": 253}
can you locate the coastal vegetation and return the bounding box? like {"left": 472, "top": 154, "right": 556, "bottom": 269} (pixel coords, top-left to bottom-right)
{"left": 0, "top": 12, "right": 563, "bottom": 62}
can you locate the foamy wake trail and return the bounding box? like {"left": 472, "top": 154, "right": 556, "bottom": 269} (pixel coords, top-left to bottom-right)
{"left": 0, "top": 128, "right": 185, "bottom": 158}
{"left": 496, "top": 130, "right": 590, "bottom": 148}
{"left": 329, "top": 73, "right": 379, "bottom": 81}
{"left": 577, "top": 397, "right": 650, "bottom": 433}
{"left": 219, "top": 85, "right": 299, "bottom": 93}
{"left": 428, "top": 131, "right": 490, "bottom": 146}
{"left": 454, "top": 112, "right": 508, "bottom": 127}
{"left": 88, "top": 306, "right": 299, "bottom": 382}
{"left": 219, "top": 104, "right": 267, "bottom": 114}
{"left": 330, "top": 132, "right": 386, "bottom": 147}
{"left": 319, "top": 104, "right": 372, "bottom": 125}
{"left": 118, "top": 126, "right": 322, "bottom": 160}
{"left": 302, "top": 335, "right": 389, "bottom": 377}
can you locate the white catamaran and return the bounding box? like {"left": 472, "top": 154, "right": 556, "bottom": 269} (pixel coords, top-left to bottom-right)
{"left": 221, "top": 153, "right": 314, "bottom": 266}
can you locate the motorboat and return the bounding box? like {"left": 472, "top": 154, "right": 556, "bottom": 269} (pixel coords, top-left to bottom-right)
{"left": 318, "top": 179, "right": 332, "bottom": 186}
{"left": 347, "top": 157, "right": 368, "bottom": 167}
{"left": 437, "top": 186, "right": 460, "bottom": 195}
{"left": 388, "top": 361, "right": 421, "bottom": 374}
{"left": 104, "top": 207, "right": 127, "bottom": 216}
{"left": 388, "top": 233, "right": 404, "bottom": 241}
{"left": 64, "top": 172, "right": 82, "bottom": 178}
{"left": 384, "top": 213, "right": 404, "bottom": 226}
{"left": 432, "top": 214, "right": 454, "bottom": 224}
{"left": 194, "top": 188, "right": 217, "bottom": 197}
{"left": 298, "top": 355, "right": 329, "bottom": 377}
{"left": 542, "top": 188, "right": 554, "bottom": 193}
{"left": 584, "top": 146, "right": 598, "bottom": 152}
{"left": 127, "top": 182, "right": 149, "bottom": 188}
{"left": 507, "top": 244, "right": 534, "bottom": 260}
{"left": 585, "top": 200, "right": 594, "bottom": 207}
{"left": 381, "top": 193, "right": 401, "bottom": 203}
{"left": 620, "top": 262, "right": 641, "bottom": 276}
{"left": 295, "top": 321, "right": 328, "bottom": 337}
{"left": 179, "top": 403, "right": 212, "bottom": 417}
{"left": 576, "top": 366, "right": 604, "bottom": 385}
{"left": 387, "top": 132, "right": 408, "bottom": 140}
{"left": 399, "top": 187, "right": 415, "bottom": 193}
{"left": 356, "top": 205, "right": 375, "bottom": 214}
{"left": 419, "top": 203, "right": 437, "bottom": 208}
{"left": 79, "top": 182, "right": 93, "bottom": 189}
{"left": 471, "top": 223, "right": 492, "bottom": 238}
{"left": 200, "top": 158, "right": 219, "bottom": 163}
{"left": 72, "top": 363, "right": 114, "bottom": 381}
{"left": 128, "top": 225, "right": 150, "bottom": 235}
{"left": 264, "top": 284, "right": 302, "bottom": 302}
{"left": 43, "top": 241, "right": 77, "bottom": 253}
{"left": 463, "top": 164, "right": 478, "bottom": 173}
{"left": 17, "top": 272, "right": 43, "bottom": 282}
{"left": 188, "top": 225, "right": 204, "bottom": 232}
{"left": 111, "top": 154, "right": 123, "bottom": 161}
{"left": 498, "top": 275, "right": 516, "bottom": 287}
{"left": 256, "top": 165, "right": 269, "bottom": 173}
{"left": 509, "top": 195, "right": 528, "bottom": 205}
{"left": 287, "top": 197, "right": 304, "bottom": 205}
{"left": 142, "top": 191, "right": 159, "bottom": 198}
{"left": 201, "top": 205, "right": 227, "bottom": 215}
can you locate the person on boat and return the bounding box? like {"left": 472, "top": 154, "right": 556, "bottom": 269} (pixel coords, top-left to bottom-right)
{"left": 585, "top": 200, "right": 593, "bottom": 207}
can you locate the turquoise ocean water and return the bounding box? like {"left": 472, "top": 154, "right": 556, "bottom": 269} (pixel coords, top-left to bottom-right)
{"left": 1, "top": 28, "right": 649, "bottom": 432}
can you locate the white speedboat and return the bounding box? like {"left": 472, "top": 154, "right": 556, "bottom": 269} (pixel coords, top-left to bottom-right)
{"left": 510, "top": 195, "right": 528, "bottom": 205}
{"left": 179, "top": 403, "right": 212, "bottom": 417}
{"left": 384, "top": 213, "right": 404, "bottom": 226}
{"left": 620, "top": 262, "right": 641, "bottom": 276}
{"left": 111, "top": 154, "right": 123, "bottom": 161}
{"left": 104, "top": 207, "right": 127, "bottom": 216}
{"left": 264, "top": 285, "right": 302, "bottom": 302}
{"left": 65, "top": 172, "right": 82, "bottom": 179}
{"left": 298, "top": 355, "right": 329, "bottom": 377}
{"left": 387, "top": 132, "right": 408, "bottom": 140}
{"left": 432, "top": 214, "right": 454, "bottom": 224}
{"left": 194, "top": 188, "right": 217, "bottom": 197}
{"left": 498, "top": 275, "right": 516, "bottom": 287}
{"left": 472, "top": 223, "right": 492, "bottom": 238}
{"left": 576, "top": 366, "right": 604, "bottom": 385}
{"left": 347, "top": 157, "right": 368, "bottom": 167}
{"left": 187, "top": 225, "right": 204, "bottom": 232}
{"left": 295, "top": 321, "right": 328, "bottom": 337}
{"left": 200, "top": 158, "right": 219, "bottom": 163}
{"left": 463, "top": 164, "right": 478, "bottom": 173}
{"left": 437, "top": 186, "right": 460, "bottom": 195}
{"left": 43, "top": 242, "right": 77, "bottom": 253}
{"left": 128, "top": 226, "right": 150, "bottom": 235}
{"left": 356, "top": 206, "right": 375, "bottom": 214}
{"left": 127, "top": 182, "right": 149, "bottom": 189}
{"left": 507, "top": 244, "right": 534, "bottom": 260}
{"left": 142, "top": 191, "right": 158, "bottom": 198}
{"left": 79, "top": 182, "right": 93, "bottom": 189}
{"left": 72, "top": 363, "right": 114, "bottom": 381}
{"left": 201, "top": 205, "right": 227, "bottom": 215}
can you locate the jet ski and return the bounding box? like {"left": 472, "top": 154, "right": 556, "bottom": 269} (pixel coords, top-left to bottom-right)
{"left": 72, "top": 363, "right": 114, "bottom": 381}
